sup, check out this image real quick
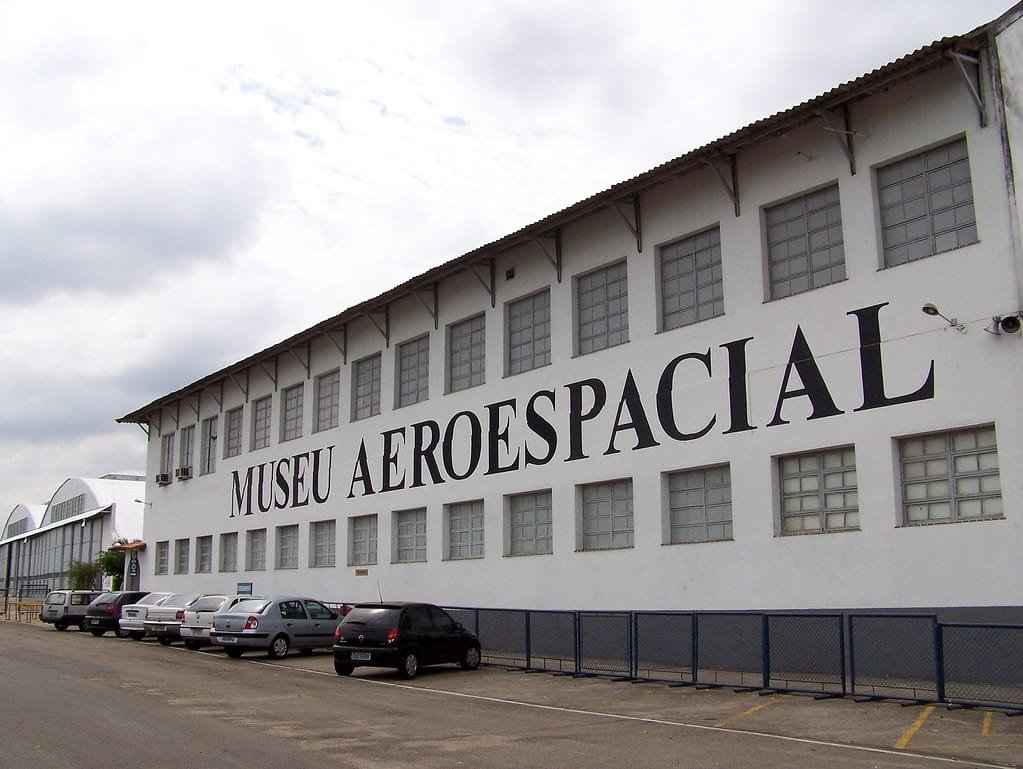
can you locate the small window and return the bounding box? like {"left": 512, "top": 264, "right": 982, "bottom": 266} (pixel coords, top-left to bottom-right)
{"left": 879, "top": 138, "right": 977, "bottom": 266}
{"left": 276, "top": 524, "right": 299, "bottom": 569}
{"left": 765, "top": 185, "right": 845, "bottom": 299}
{"left": 448, "top": 315, "right": 486, "bottom": 392}
{"left": 899, "top": 425, "right": 1002, "bottom": 524}
{"left": 660, "top": 226, "right": 724, "bottom": 330}
{"left": 200, "top": 416, "right": 218, "bottom": 474}
{"left": 219, "top": 532, "right": 238, "bottom": 572}
{"left": 224, "top": 407, "right": 243, "bottom": 459}
{"left": 507, "top": 289, "right": 551, "bottom": 375}
{"left": 580, "top": 479, "right": 633, "bottom": 550}
{"left": 446, "top": 500, "right": 484, "bottom": 560}
{"left": 179, "top": 425, "right": 195, "bottom": 471}
{"left": 396, "top": 336, "right": 430, "bottom": 407}
{"left": 666, "top": 465, "right": 733, "bottom": 543}
{"left": 352, "top": 354, "right": 382, "bottom": 421}
{"left": 315, "top": 370, "right": 340, "bottom": 432}
{"left": 246, "top": 529, "right": 267, "bottom": 571}
{"left": 160, "top": 434, "right": 175, "bottom": 477}
{"left": 251, "top": 396, "right": 272, "bottom": 451}
{"left": 779, "top": 447, "right": 858, "bottom": 534}
{"left": 577, "top": 261, "right": 629, "bottom": 354}
{"left": 310, "top": 519, "right": 336, "bottom": 567}
{"left": 349, "top": 515, "right": 378, "bottom": 566}
{"left": 174, "top": 538, "right": 190, "bottom": 574}
{"left": 196, "top": 535, "right": 213, "bottom": 573}
{"left": 394, "top": 508, "right": 426, "bottom": 563}
{"left": 507, "top": 490, "right": 552, "bottom": 556}
{"left": 280, "top": 384, "right": 304, "bottom": 442}
{"left": 155, "top": 541, "right": 169, "bottom": 575}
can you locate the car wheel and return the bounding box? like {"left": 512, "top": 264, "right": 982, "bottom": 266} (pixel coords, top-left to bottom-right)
{"left": 184, "top": 641, "right": 201, "bottom": 651}
{"left": 90, "top": 629, "right": 105, "bottom": 637}
{"left": 78, "top": 621, "right": 86, "bottom": 631}
{"left": 157, "top": 636, "right": 172, "bottom": 646}
{"left": 115, "top": 628, "right": 130, "bottom": 639}
{"left": 129, "top": 631, "right": 145, "bottom": 641}
{"left": 398, "top": 650, "right": 420, "bottom": 680}
{"left": 224, "top": 648, "right": 244, "bottom": 658}
{"left": 268, "top": 634, "right": 290, "bottom": 659}
{"left": 460, "top": 645, "right": 482, "bottom": 670}
{"left": 54, "top": 621, "right": 67, "bottom": 631}
{"left": 333, "top": 659, "right": 354, "bottom": 676}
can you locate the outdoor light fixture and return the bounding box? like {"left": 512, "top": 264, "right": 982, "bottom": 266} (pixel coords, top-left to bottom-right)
{"left": 985, "top": 312, "right": 1023, "bottom": 335}
{"left": 921, "top": 303, "right": 967, "bottom": 334}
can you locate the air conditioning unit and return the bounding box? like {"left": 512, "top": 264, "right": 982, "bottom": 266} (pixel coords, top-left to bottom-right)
{"left": 175, "top": 466, "right": 193, "bottom": 481}
{"left": 155, "top": 473, "right": 171, "bottom": 486}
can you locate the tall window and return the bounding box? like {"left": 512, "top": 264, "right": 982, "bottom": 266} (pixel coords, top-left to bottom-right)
{"left": 395, "top": 508, "right": 426, "bottom": 563}
{"left": 310, "top": 519, "right": 336, "bottom": 567}
{"left": 899, "top": 425, "right": 1001, "bottom": 524}
{"left": 219, "top": 532, "right": 238, "bottom": 572}
{"left": 200, "top": 416, "right": 218, "bottom": 475}
{"left": 396, "top": 336, "right": 430, "bottom": 407}
{"left": 879, "top": 138, "right": 977, "bottom": 266}
{"left": 446, "top": 500, "right": 484, "bottom": 559}
{"left": 276, "top": 524, "right": 299, "bottom": 569}
{"left": 246, "top": 529, "right": 266, "bottom": 571}
{"left": 779, "top": 447, "right": 858, "bottom": 534}
{"left": 280, "top": 384, "right": 304, "bottom": 442}
{"left": 179, "top": 425, "right": 195, "bottom": 471}
{"left": 580, "top": 479, "right": 633, "bottom": 550}
{"left": 251, "top": 396, "right": 271, "bottom": 450}
{"left": 224, "top": 407, "right": 243, "bottom": 459}
{"left": 448, "top": 314, "right": 486, "bottom": 392}
{"left": 196, "top": 535, "right": 213, "bottom": 573}
{"left": 507, "top": 289, "right": 551, "bottom": 375}
{"left": 667, "top": 465, "right": 732, "bottom": 544}
{"left": 508, "top": 490, "right": 552, "bottom": 556}
{"left": 766, "top": 185, "right": 845, "bottom": 299}
{"left": 160, "top": 434, "right": 175, "bottom": 477}
{"left": 352, "top": 353, "right": 381, "bottom": 420}
{"left": 315, "top": 370, "right": 340, "bottom": 432}
{"left": 661, "top": 226, "right": 724, "bottom": 330}
{"left": 174, "top": 538, "right": 190, "bottom": 574}
{"left": 577, "top": 261, "right": 629, "bottom": 354}
{"left": 155, "top": 541, "right": 169, "bottom": 575}
{"left": 350, "top": 515, "right": 378, "bottom": 566}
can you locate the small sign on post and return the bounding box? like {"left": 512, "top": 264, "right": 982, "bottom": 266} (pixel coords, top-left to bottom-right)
{"left": 236, "top": 582, "right": 253, "bottom": 596}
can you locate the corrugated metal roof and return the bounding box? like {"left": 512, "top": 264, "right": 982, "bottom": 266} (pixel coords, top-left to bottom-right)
{"left": 118, "top": 5, "right": 1016, "bottom": 424}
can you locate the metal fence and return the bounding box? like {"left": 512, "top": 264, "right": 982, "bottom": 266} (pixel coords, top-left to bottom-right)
{"left": 445, "top": 608, "right": 1023, "bottom": 712}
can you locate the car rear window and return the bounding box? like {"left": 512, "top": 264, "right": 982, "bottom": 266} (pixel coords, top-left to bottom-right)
{"left": 44, "top": 592, "right": 65, "bottom": 605}
{"left": 232, "top": 599, "right": 270, "bottom": 614}
{"left": 70, "top": 594, "right": 96, "bottom": 605}
{"left": 93, "top": 592, "right": 117, "bottom": 603}
{"left": 136, "top": 592, "right": 169, "bottom": 605}
{"left": 189, "top": 596, "right": 227, "bottom": 612}
{"left": 344, "top": 607, "right": 402, "bottom": 627}
{"left": 164, "top": 593, "right": 199, "bottom": 606}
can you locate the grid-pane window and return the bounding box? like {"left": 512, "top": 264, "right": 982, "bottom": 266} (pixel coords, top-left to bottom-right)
{"left": 581, "top": 479, "right": 633, "bottom": 550}
{"left": 201, "top": 416, "right": 218, "bottom": 475}
{"left": 310, "top": 519, "right": 336, "bottom": 567}
{"left": 448, "top": 315, "right": 486, "bottom": 392}
{"left": 667, "top": 465, "right": 733, "bottom": 543}
{"left": 395, "top": 508, "right": 426, "bottom": 563}
{"left": 780, "top": 447, "right": 858, "bottom": 534}
{"left": 174, "top": 538, "right": 190, "bottom": 574}
{"left": 879, "top": 138, "right": 977, "bottom": 266}
{"left": 766, "top": 185, "right": 845, "bottom": 299}
{"left": 179, "top": 425, "right": 195, "bottom": 471}
{"left": 219, "top": 532, "right": 238, "bottom": 572}
{"left": 397, "top": 336, "right": 430, "bottom": 407}
{"left": 577, "top": 261, "right": 629, "bottom": 354}
{"left": 196, "top": 535, "right": 213, "bottom": 573}
{"left": 900, "top": 426, "right": 1001, "bottom": 524}
{"left": 246, "top": 529, "right": 266, "bottom": 571}
{"left": 315, "top": 370, "right": 340, "bottom": 432}
{"left": 446, "top": 500, "right": 484, "bottom": 559}
{"left": 508, "top": 490, "right": 552, "bottom": 556}
{"left": 353, "top": 354, "right": 381, "bottom": 421}
{"left": 155, "top": 541, "right": 169, "bottom": 575}
{"left": 251, "top": 396, "right": 271, "bottom": 450}
{"left": 224, "top": 407, "right": 243, "bottom": 459}
{"left": 281, "top": 384, "right": 304, "bottom": 442}
{"left": 661, "top": 226, "right": 724, "bottom": 330}
{"left": 276, "top": 524, "right": 299, "bottom": 569}
{"left": 160, "top": 434, "right": 175, "bottom": 477}
{"left": 508, "top": 290, "right": 551, "bottom": 375}
{"left": 350, "top": 515, "right": 378, "bottom": 566}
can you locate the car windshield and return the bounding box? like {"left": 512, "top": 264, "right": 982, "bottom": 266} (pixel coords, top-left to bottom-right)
{"left": 164, "top": 593, "right": 199, "bottom": 606}
{"left": 188, "top": 595, "right": 227, "bottom": 612}
{"left": 344, "top": 607, "right": 402, "bottom": 627}
{"left": 136, "top": 592, "right": 169, "bottom": 605}
{"left": 44, "top": 592, "right": 65, "bottom": 605}
{"left": 231, "top": 599, "right": 270, "bottom": 614}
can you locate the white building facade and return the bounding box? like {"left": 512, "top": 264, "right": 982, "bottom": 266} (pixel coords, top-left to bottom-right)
{"left": 120, "top": 7, "right": 1023, "bottom": 616}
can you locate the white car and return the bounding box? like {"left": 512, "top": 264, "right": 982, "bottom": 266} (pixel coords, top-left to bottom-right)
{"left": 118, "top": 592, "right": 174, "bottom": 640}
{"left": 180, "top": 594, "right": 258, "bottom": 650}
{"left": 142, "top": 593, "right": 203, "bottom": 645}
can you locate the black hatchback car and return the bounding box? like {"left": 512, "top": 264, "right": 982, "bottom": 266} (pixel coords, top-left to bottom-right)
{"left": 332, "top": 602, "right": 481, "bottom": 679}
{"left": 83, "top": 591, "right": 150, "bottom": 637}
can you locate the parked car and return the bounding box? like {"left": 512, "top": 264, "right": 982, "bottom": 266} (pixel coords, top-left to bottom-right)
{"left": 209, "top": 596, "right": 339, "bottom": 658}
{"left": 143, "top": 593, "right": 202, "bottom": 645}
{"left": 180, "top": 594, "right": 258, "bottom": 650}
{"left": 119, "top": 592, "right": 175, "bottom": 640}
{"left": 39, "top": 590, "right": 104, "bottom": 631}
{"left": 83, "top": 591, "right": 151, "bottom": 637}
{"left": 332, "top": 602, "right": 481, "bottom": 679}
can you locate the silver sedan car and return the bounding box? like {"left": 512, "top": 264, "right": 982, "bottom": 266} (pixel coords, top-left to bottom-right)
{"left": 208, "top": 596, "right": 339, "bottom": 659}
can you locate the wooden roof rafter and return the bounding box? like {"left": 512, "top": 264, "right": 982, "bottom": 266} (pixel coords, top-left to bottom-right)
{"left": 613, "top": 196, "right": 643, "bottom": 253}
{"left": 468, "top": 258, "right": 496, "bottom": 308}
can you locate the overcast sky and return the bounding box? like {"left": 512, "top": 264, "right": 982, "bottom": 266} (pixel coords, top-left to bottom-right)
{"left": 0, "top": 0, "right": 1013, "bottom": 519}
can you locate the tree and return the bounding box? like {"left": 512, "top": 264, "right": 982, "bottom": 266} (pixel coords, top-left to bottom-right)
{"left": 96, "top": 538, "right": 129, "bottom": 590}
{"left": 67, "top": 560, "right": 102, "bottom": 589}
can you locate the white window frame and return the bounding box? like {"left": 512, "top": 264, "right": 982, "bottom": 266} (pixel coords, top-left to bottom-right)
{"left": 445, "top": 499, "right": 484, "bottom": 560}
{"left": 174, "top": 538, "right": 190, "bottom": 575}
{"left": 310, "top": 519, "right": 336, "bottom": 568}
{"left": 579, "top": 479, "right": 634, "bottom": 550}
{"left": 396, "top": 335, "right": 430, "bottom": 408}
{"left": 251, "top": 396, "right": 272, "bottom": 451}
{"left": 765, "top": 184, "right": 845, "bottom": 299}
{"left": 349, "top": 515, "right": 378, "bottom": 566}
{"left": 394, "top": 508, "right": 426, "bottom": 563}
{"left": 665, "top": 465, "right": 733, "bottom": 544}
{"left": 576, "top": 261, "right": 629, "bottom": 355}
{"left": 155, "top": 540, "right": 169, "bottom": 575}
{"left": 314, "top": 370, "right": 341, "bottom": 433}
{"left": 778, "top": 447, "right": 858, "bottom": 535}
{"left": 196, "top": 535, "right": 213, "bottom": 573}
{"left": 178, "top": 425, "right": 195, "bottom": 473}
{"left": 659, "top": 225, "right": 724, "bottom": 331}
{"left": 352, "top": 353, "right": 382, "bottom": 421}
{"left": 280, "top": 383, "right": 304, "bottom": 442}
{"left": 506, "top": 490, "right": 552, "bottom": 556}
{"left": 246, "top": 529, "right": 267, "bottom": 571}
{"left": 224, "top": 407, "right": 243, "bottom": 459}
{"left": 506, "top": 289, "right": 551, "bottom": 375}
{"left": 447, "top": 314, "right": 486, "bottom": 392}
{"left": 200, "top": 416, "right": 218, "bottom": 475}
{"left": 219, "top": 532, "right": 238, "bottom": 572}
{"left": 275, "top": 524, "right": 299, "bottom": 569}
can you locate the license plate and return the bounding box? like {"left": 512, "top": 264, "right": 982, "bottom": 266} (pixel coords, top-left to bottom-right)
{"left": 218, "top": 636, "right": 236, "bottom": 644}
{"left": 351, "top": 652, "right": 371, "bottom": 661}
{"left": 150, "top": 624, "right": 165, "bottom": 632}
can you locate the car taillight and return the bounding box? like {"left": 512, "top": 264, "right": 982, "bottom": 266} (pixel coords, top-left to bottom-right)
{"left": 63, "top": 607, "right": 69, "bottom": 615}
{"left": 105, "top": 604, "right": 115, "bottom": 615}
{"left": 212, "top": 617, "right": 218, "bottom": 630}
{"left": 386, "top": 627, "right": 399, "bottom": 644}
{"left": 176, "top": 610, "right": 185, "bottom": 621}
{"left": 244, "top": 616, "right": 259, "bottom": 630}
{"left": 333, "top": 624, "right": 342, "bottom": 641}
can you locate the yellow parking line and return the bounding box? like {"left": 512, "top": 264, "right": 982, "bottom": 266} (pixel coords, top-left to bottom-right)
{"left": 715, "top": 698, "right": 776, "bottom": 728}
{"left": 894, "top": 705, "right": 935, "bottom": 749}
{"left": 982, "top": 710, "right": 993, "bottom": 737}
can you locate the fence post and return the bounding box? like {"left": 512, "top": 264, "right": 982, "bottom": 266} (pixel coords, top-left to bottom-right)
{"left": 761, "top": 614, "right": 771, "bottom": 690}
{"left": 838, "top": 613, "right": 848, "bottom": 696}
{"left": 692, "top": 613, "right": 700, "bottom": 684}
{"left": 573, "top": 611, "right": 581, "bottom": 675}
{"left": 934, "top": 619, "right": 946, "bottom": 703}
{"left": 524, "top": 610, "right": 532, "bottom": 669}
{"left": 629, "top": 612, "right": 637, "bottom": 679}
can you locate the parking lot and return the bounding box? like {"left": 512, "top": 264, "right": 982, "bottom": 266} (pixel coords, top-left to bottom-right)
{"left": 5, "top": 617, "right": 1021, "bottom": 768}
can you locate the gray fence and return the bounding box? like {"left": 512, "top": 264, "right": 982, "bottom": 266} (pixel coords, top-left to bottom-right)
{"left": 445, "top": 608, "right": 1023, "bottom": 712}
